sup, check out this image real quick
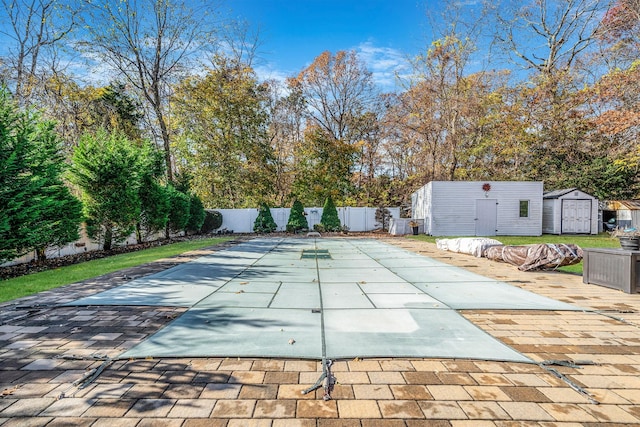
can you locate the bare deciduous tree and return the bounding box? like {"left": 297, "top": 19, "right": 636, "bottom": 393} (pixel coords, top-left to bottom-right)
{"left": 81, "top": 0, "right": 220, "bottom": 181}
{"left": 294, "top": 50, "right": 377, "bottom": 144}
{"left": 490, "top": 0, "right": 609, "bottom": 76}
{"left": 264, "top": 78, "right": 306, "bottom": 205}
{"left": 0, "top": 0, "right": 80, "bottom": 105}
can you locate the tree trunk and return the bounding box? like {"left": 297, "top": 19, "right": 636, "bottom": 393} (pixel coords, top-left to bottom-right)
{"left": 135, "top": 223, "right": 143, "bottom": 244}
{"left": 35, "top": 247, "right": 46, "bottom": 263}
{"left": 104, "top": 228, "right": 113, "bottom": 251}
{"left": 158, "top": 109, "right": 173, "bottom": 182}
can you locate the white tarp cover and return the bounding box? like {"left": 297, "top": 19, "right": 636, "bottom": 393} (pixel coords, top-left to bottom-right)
{"left": 436, "top": 238, "right": 503, "bottom": 258}
{"left": 485, "top": 244, "right": 583, "bottom": 271}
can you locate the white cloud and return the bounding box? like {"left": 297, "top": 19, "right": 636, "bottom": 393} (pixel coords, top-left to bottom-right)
{"left": 253, "top": 63, "right": 290, "bottom": 85}
{"left": 356, "top": 41, "right": 412, "bottom": 92}
{"left": 224, "top": 42, "right": 414, "bottom": 93}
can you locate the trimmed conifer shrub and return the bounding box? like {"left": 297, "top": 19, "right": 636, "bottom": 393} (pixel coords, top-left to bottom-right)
{"left": 186, "top": 194, "right": 206, "bottom": 234}
{"left": 320, "top": 196, "right": 341, "bottom": 231}
{"left": 166, "top": 185, "right": 191, "bottom": 235}
{"left": 254, "top": 202, "right": 277, "bottom": 233}
{"left": 201, "top": 210, "right": 223, "bottom": 234}
{"left": 286, "top": 200, "right": 308, "bottom": 232}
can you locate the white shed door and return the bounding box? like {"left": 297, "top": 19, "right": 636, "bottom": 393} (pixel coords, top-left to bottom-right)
{"left": 561, "top": 199, "right": 591, "bottom": 233}
{"left": 475, "top": 199, "right": 497, "bottom": 236}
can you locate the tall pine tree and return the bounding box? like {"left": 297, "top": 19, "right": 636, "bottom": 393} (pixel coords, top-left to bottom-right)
{"left": 69, "top": 129, "right": 141, "bottom": 250}
{"left": 0, "top": 88, "right": 83, "bottom": 263}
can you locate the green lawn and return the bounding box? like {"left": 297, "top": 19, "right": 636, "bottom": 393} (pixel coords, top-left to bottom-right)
{"left": 0, "top": 237, "right": 231, "bottom": 303}
{"left": 408, "top": 233, "right": 620, "bottom": 275}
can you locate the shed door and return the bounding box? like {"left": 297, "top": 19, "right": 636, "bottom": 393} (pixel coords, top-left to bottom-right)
{"left": 475, "top": 199, "right": 497, "bottom": 236}
{"left": 561, "top": 199, "right": 591, "bottom": 233}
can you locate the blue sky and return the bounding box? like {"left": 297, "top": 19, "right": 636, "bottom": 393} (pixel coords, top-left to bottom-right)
{"left": 226, "top": 0, "right": 435, "bottom": 90}
{"left": 1, "top": 0, "right": 483, "bottom": 91}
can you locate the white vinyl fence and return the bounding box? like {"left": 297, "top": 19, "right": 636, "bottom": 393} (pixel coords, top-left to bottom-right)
{"left": 2, "top": 206, "right": 401, "bottom": 267}
{"left": 2, "top": 227, "right": 164, "bottom": 267}
{"left": 216, "top": 206, "right": 400, "bottom": 233}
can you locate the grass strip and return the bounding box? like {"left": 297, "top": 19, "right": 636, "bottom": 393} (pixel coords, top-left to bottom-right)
{"left": 0, "top": 237, "right": 231, "bottom": 303}
{"left": 408, "top": 233, "right": 620, "bottom": 274}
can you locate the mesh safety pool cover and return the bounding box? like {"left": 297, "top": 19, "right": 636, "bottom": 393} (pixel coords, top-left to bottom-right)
{"left": 66, "top": 238, "right": 581, "bottom": 363}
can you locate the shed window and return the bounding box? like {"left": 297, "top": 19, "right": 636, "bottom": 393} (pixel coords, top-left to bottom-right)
{"left": 519, "top": 200, "right": 529, "bottom": 218}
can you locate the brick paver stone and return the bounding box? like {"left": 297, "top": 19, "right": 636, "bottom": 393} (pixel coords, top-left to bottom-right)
{"left": 0, "top": 398, "right": 55, "bottom": 417}
{"left": 253, "top": 399, "right": 296, "bottom": 418}
{"left": 126, "top": 398, "right": 175, "bottom": 417}
{"left": 238, "top": 384, "right": 279, "bottom": 399}
{"left": 200, "top": 383, "right": 241, "bottom": 399}
{"left": 463, "top": 385, "right": 511, "bottom": 401}
{"left": 166, "top": 399, "right": 216, "bottom": 418}
{"left": 582, "top": 403, "right": 640, "bottom": 424}
{"left": 296, "top": 400, "right": 339, "bottom": 418}
{"left": 458, "top": 401, "right": 510, "bottom": 420}
{"left": 419, "top": 401, "right": 468, "bottom": 420}
{"left": 227, "top": 419, "right": 272, "bottom": 427}
{"left": 272, "top": 419, "right": 316, "bottom": 427}
{"left": 389, "top": 384, "right": 433, "bottom": 400}
{"left": 210, "top": 399, "right": 256, "bottom": 418}
{"left": 427, "top": 385, "right": 473, "bottom": 401}
{"left": 497, "top": 401, "right": 555, "bottom": 421}
{"left": 82, "top": 399, "right": 134, "bottom": 417}
{"left": 39, "top": 398, "right": 93, "bottom": 417}
{"left": 353, "top": 384, "right": 394, "bottom": 400}
{"left": 539, "top": 403, "right": 599, "bottom": 422}
{"left": 337, "top": 399, "right": 382, "bottom": 418}
{"left": 378, "top": 400, "right": 424, "bottom": 419}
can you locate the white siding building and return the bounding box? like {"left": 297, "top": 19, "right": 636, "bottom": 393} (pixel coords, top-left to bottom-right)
{"left": 542, "top": 188, "right": 598, "bottom": 235}
{"left": 411, "top": 181, "right": 544, "bottom": 236}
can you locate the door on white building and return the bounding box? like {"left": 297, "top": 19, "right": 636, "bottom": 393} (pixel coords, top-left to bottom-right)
{"left": 561, "top": 200, "right": 591, "bottom": 233}
{"left": 475, "top": 199, "right": 498, "bottom": 236}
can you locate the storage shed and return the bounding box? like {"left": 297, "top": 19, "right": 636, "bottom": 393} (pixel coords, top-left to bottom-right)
{"left": 542, "top": 188, "right": 598, "bottom": 235}
{"left": 411, "top": 181, "right": 543, "bottom": 236}
{"left": 604, "top": 200, "right": 640, "bottom": 229}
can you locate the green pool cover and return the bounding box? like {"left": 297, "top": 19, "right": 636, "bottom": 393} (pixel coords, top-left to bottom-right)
{"left": 67, "top": 238, "right": 582, "bottom": 363}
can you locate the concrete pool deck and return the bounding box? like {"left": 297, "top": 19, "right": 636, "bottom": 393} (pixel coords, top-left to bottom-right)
{"left": 1, "top": 235, "right": 640, "bottom": 426}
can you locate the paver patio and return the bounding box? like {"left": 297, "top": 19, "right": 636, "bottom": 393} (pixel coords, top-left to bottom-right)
{"left": 1, "top": 235, "right": 639, "bottom": 426}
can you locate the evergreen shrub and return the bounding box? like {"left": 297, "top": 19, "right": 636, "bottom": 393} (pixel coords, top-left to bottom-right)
{"left": 320, "top": 196, "right": 341, "bottom": 231}
{"left": 254, "top": 202, "right": 277, "bottom": 233}
{"left": 201, "top": 210, "right": 223, "bottom": 233}
{"left": 286, "top": 200, "right": 308, "bottom": 233}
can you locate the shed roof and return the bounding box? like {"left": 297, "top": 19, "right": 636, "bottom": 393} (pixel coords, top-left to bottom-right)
{"left": 606, "top": 200, "right": 640, "bottom": 210}
{"left": 543, "top": 188, "right": 585, "bottom": 199}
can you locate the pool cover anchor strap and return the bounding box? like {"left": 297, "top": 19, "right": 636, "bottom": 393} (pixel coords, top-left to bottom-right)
{"left": 302, "top": 358, "right": 334, "bottom": 400}
{"left": 538, "top": 360, "right": 599, "bottom": 405}
{"left": 54, "top": 354, "right": 113, "bottom": 399}
{"left": 300, "top": 239, "right": 336, "bottom": 401}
